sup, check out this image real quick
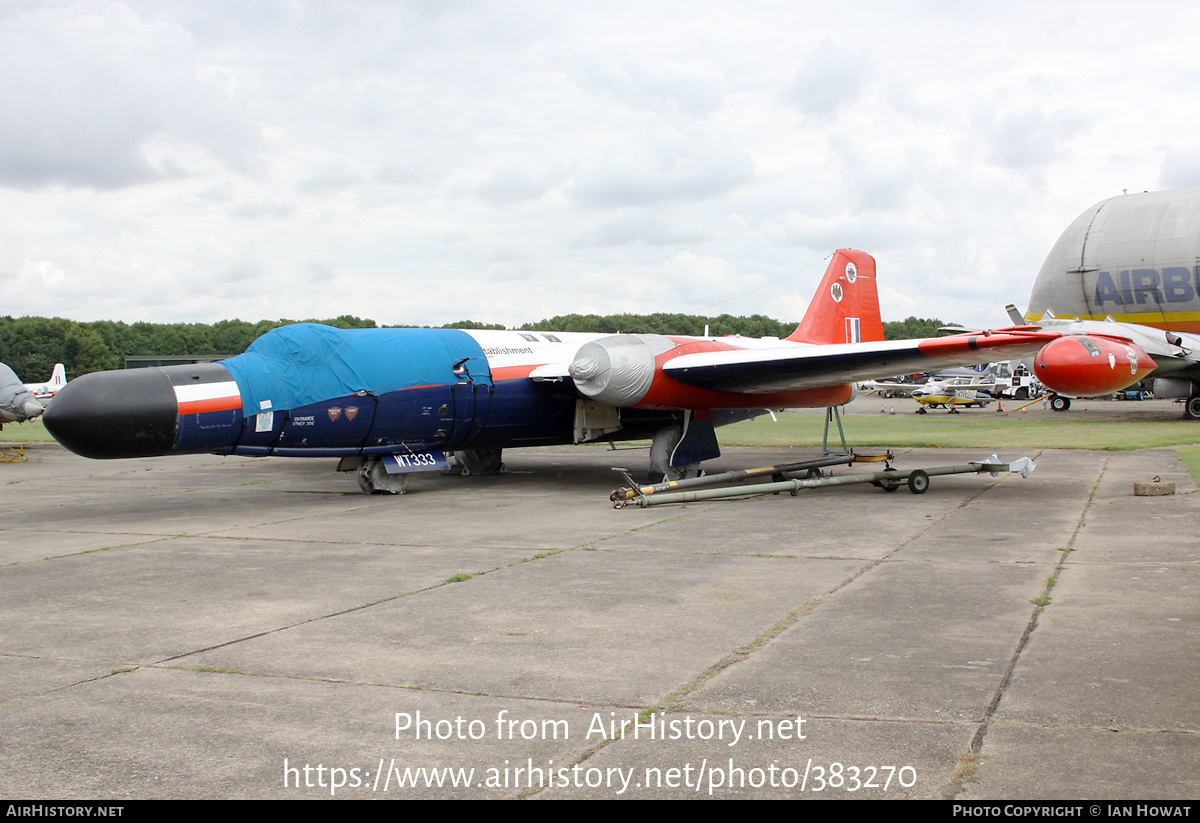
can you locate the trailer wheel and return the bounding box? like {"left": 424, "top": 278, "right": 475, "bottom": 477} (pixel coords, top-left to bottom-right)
{"left": 878, "top": 468, "right": 900, "bottom": 492}
{"left": 907, "top": 470, "right": 929, "bottom": 494}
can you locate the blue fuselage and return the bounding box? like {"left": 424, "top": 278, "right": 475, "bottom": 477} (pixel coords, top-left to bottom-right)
{"left": 44, "top": 325, "right": 683, "bottom": 461}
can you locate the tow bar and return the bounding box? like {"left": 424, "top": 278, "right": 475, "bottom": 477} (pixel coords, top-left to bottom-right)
{"left": 610, "top": 454, "right": 1034, "bottom": 508}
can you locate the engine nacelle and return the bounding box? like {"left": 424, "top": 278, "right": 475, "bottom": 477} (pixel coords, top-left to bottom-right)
{"left": 1151, "top": 377, "right": 1194, "bottom": 399}
{"left": 568, "top": 334, "right": 675, "bottom": 407}
{"left": 568, "top": 332, "right": 858, "bottom": 411}
{"left": 1033, "top": 335, "right": 1156, "bottom": 396}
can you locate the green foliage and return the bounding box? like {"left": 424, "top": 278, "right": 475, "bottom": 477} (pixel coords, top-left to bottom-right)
{"left": 521, "top": 312, "right": 796, "bottom": 338}
{"left": 0, "top": 315, "right": 379, "bottom": 379}
{"left": 439, "top": 320, "right": 507, "bottom": 330}
{"left": 1176, "top": 446, "right": 1200, "bottom": 487}
{"left": 882, "top": 316, "right": 949, "bottom": 340}
{"left": 522, "top": 313, "right": 958, "bottom": 340}
{"left": 0, "top": 419, "right": 55, "bottom": 442}
{"left": 719, "top": 411, "right": 1200, "bottom": 451}
{"left": 325, "top": 315, "right": 379, "bottom": 329}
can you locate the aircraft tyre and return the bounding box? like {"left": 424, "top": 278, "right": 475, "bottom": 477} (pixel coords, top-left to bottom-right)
{"left": 916, "top": 407, "right": 927, "bottom": 415}
{"left": 1050, "top": 396, "right": 1071, "bottom": 412}
{"left": 648, "top": 424, "right": 701, "bottom": 482}
{"left": 1186, "top": 395, "right": 1200, "bottom": 420}
{"left": 357, "top": 457, "right": 411, "bottom": 495}
{"left": 907, "top": 470, "right": 929, "bottom": 494}
{"left": 455, "top": 447, "right": 505, "bottom": 476}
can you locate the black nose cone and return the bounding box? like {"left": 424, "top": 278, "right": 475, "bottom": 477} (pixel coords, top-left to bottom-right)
{"left": 44, "top": 369, "right": 179, "bottom": 459}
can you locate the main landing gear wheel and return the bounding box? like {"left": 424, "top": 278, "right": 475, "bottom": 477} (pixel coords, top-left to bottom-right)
{"left": 648, "top": 424, "right": 701, "bottom": 483}
{"left": 907, "top": 470, "right": 930, "bottom": 494}
{"left": 1050, "top": 396, "right": 1071, "bottom": 412}
{"left": 454, "top": 447, "right": 505, "bottom": 476}
{"left": 356, "top": 457, "right": 411, "bottom": 495}
{"left": 1186, "top": 395, "right": 1200, "bottom": 420}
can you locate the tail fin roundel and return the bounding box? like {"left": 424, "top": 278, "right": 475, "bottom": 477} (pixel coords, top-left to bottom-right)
{"left": 787, "top": 249, "right": 883, "bottom": 345}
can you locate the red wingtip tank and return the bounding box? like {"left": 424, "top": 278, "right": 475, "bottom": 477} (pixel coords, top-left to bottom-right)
{"left": 1032, "top": 335, "right": 1156, "bottom": 396}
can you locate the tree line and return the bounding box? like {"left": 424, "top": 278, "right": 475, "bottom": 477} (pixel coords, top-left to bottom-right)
{"left": 519, "top": 313, "right": 949, "bottom": 340}
{"left": 0, "top": 313, "right": 949, "bottom": 381}
{"left": 0, "top": 315, "right": 378, "bottom": 382}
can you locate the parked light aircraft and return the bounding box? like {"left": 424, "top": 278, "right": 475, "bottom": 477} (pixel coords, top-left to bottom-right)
{"left": 43, "top": 250, "right": 1154, "bottom": 493}
{"left": 1022, "top": 186, "right": 1200, "bottom": 416}
{"left": 858, "top": 377, "right": 924, "bottom": 398}
{"left": 24, "top": 363, "right": 67, "bottom": 402}
{"left": 0, "top": 363, "right": 46, "bottom": 426}
{"left": 911, "top": 377, "right": 995, "bottom": 413}
{"left": 862, "top": 366, "right": 1005, "bottom": 402}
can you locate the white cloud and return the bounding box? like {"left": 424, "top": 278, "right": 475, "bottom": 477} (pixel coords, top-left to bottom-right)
{"left": 787, "top": 39, "right": 872, "bottom": 123}
{"left": 567, "top": 124, "right": 754, "bottom": 208}
{"left": 1160, "top": 149, "right": 1200, "bottom": 190}
{"left": 977, "top": 107, "right": 1093, "bottom": 175}
{"left": 576, "top": 53, "right": 729, "bottom": 118}
{"left": 0, "top": 3, "right": 256, "bottom": 190}
{"left": 2, "top": 0, "right": 1199, "bottom": 331}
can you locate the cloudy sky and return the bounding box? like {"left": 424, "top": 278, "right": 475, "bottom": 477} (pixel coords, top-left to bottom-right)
{"left": 2, "top": 0, "right": 1198, "bottom": 329}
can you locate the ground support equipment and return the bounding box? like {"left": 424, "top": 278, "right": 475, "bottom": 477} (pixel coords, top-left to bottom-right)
{"left": 1, "top": 445, "right": 27, "bottom": 463}
{"left": 611, "top": 455, "right": 1034, "bottom": 508}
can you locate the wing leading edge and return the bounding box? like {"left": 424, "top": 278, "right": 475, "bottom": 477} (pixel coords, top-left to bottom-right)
{"left": 662, "top": 330, "right": 1058, "bottom": 396}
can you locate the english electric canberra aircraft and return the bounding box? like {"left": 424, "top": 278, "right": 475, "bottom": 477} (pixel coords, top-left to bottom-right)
{"left": 44, "top": 250, "right": 1154, "bottom": 493}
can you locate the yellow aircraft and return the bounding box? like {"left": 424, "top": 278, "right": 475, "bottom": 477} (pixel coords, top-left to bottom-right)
{"left": 910, "top": 377, "right": 994, "bottom": 414}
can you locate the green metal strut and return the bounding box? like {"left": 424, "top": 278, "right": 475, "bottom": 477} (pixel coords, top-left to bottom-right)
{"left": 822, "top": 405, "right": 849, "bottom": 456}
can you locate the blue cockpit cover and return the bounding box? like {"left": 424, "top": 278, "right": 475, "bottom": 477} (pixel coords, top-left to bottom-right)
{"left": 220, "top": 324, "right": 490, "bottom": 414}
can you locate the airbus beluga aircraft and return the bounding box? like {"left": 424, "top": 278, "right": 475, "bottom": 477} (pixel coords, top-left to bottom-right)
{"left": 44, "top": 250, "right": 1153, "bottom": 493}
{"left": 1023, "top": 186, "right": 1200, "bottom": 417}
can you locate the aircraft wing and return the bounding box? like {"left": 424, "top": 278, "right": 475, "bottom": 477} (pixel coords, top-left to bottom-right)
{"left": 661, "top": 331, "right": 1055, "bottom": 396}
{"left": 859, "top": 380, "right": 923, "bottom": 396}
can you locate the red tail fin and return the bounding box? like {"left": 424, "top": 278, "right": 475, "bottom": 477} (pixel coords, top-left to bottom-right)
{"left": 786, "top": 249, "right": 883, "bottom": 344}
